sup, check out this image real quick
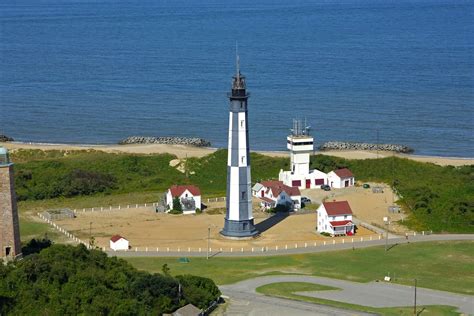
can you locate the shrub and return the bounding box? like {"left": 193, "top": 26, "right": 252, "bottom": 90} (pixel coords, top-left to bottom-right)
{"left": 195, "top": 208, "right": 202, "bottom": 214}
{"left": 172, "top": 197, "right": 183, "bottom": 213}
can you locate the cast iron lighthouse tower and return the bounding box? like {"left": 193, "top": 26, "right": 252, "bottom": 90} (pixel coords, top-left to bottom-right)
{"left": 221, "top": 57, "right": 258, "bottom": 238}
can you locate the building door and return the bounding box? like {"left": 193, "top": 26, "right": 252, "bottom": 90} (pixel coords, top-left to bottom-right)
{"left": 306, "top": 179, "right": 311, "bottom": 188}
{"left": 5, "top": 247, "right": 11, "bottom": 257}
{"left": 345, "top": 180, "right": 349, "bottom": 187}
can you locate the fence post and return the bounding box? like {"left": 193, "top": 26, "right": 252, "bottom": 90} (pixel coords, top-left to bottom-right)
{"left": 333, "top": 240, "right": 335, "bottom": 244}
{"left": 188, "top": 247, "right": 190, "bottom": 252}
{"left": 251, "top": 248, "right": 254, "bottom": 252}
{"left": 324, "top": 241, "right": 326, "bottom": 246}
{"left": 295, "top": 243, "right": 298, "bottom": 249}
{"left": 276, "top": 245, "right": 278, "bottom": 251}
{"left": 304, "top": 243, "right": 307, "bottom": 248}
{"left": 241, "top": 247, "right": 243, "bottom": 252}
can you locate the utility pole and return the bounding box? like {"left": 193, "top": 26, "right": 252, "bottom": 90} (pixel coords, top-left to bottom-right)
{"left": 206, "top": 226, "right": 210, "bottom": 260}
{"left": 414, "top": 278, "right": 417, "bottom": 315}
{"left": 383, "top": 217, "right": 390, "bottom": 252}
{"left": 89, "top": 221, "right": 93, "bottom": 248}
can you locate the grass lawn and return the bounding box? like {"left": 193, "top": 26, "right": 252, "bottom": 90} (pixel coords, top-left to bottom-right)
{"left": 124, "top": 241, "right": 474, "bottom": 295}
{"left": 18, "top": 191, "right": 161, "bottom": 214}
{"left": 19, "top": 220, "right": 60, "bottom": 242}
{"left": 256, "top": 282, "right": 461, "bottom": 316}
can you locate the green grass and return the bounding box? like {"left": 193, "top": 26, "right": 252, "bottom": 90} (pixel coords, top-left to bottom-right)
{"left": 19, "top": 220, "right": 58, "bottom": 241}
{"left": 11, "top": 149, "right": 474, "bottom": 232}
{"left": 125, "top": 241, "right": 474, "bottom": 295}
{"left": 256, "top": 282, "right": 460, "bottom": 316}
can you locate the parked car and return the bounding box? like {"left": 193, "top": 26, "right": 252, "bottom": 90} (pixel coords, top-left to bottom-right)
{"left": 320, "top": 184, "right": 331, "bottom": 191}
{"left": 301, "top": 197, "right": 312, "bottom": 204}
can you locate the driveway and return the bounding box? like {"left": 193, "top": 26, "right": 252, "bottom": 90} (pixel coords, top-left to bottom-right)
{"left": 220, "top": 275, "right": 473, "bottom": 315}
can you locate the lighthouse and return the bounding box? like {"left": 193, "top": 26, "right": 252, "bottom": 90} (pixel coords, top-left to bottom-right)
{"left": 220, "top": 57, "right": 258, "bottom": 238}
{"left": 0, "top": 147, "right": 21, "bottom": 260}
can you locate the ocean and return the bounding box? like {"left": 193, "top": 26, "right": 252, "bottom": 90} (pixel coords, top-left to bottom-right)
{"left": 0, "top": 0, "right": 473, "bottom": 157}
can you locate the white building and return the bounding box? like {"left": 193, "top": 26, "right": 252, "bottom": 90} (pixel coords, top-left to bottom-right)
{"left": 327, "top": 168, "right": 355, "bottom": 189}
{"left": 252, "top": 180, "right": 301, "bottom": 211}
{"left": 317, "top": 201, "right": 355, "bottom": 236}
{"left": 166, "top": 185, "right": 202, "bottom": 214}
{"left": 110, "top": 235, "right": 129, "bottom": 251}
{"left": 279, "top": 120, "right": 328, "bottom": 189}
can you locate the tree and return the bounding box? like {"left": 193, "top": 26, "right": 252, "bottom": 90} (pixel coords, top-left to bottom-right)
{"left": 0, "top": 242, "right": 221, "bottom": 315}
{"left": 172, "top": 197, "right": 182, "bottom": 213}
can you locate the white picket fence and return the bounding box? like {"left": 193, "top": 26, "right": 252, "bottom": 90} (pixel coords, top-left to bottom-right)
{"left": 37, "top": 212, "right": 91, "bottom": 248}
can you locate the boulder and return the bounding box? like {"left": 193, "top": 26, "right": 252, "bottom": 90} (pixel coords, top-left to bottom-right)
{"left": 118, "top": 136, "right": 211, "bottom": 147}
{"left": 319, "top": 141, "right": 413, "bottom": 153}
{"left": 0, "top": 135, "right": 14, "bottom": 142}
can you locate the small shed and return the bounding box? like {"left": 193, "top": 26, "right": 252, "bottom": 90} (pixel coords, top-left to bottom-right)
{"left": 110, "top": 235, "right": 129, "bottom": 251}
{"left": 172, "top": 304, "right": 201, "bottom": 316}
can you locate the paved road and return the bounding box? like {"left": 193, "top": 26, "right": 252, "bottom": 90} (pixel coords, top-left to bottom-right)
{"left": 108, "top": 234, "right": 473, "bottom": 257}
{"left": 220, "top": 275, "right": 474, "bottom": 315}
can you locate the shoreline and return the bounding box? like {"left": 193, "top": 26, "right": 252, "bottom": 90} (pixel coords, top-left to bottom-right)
{"left": 2, "top": 141, "right": 473, "bottom": 166}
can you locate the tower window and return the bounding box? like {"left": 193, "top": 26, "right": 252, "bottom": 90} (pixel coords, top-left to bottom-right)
{"left": 241, "top": 191, "right": 246, "bottom": 200}
{"left": 240, "top": 120, "right": 244, "bottom": 127}
{"left": 241, "top": 156, "right": 245, "bottom": 163}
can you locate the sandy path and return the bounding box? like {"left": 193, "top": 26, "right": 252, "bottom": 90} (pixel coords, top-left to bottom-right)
{"left": 56, "top": 209, "right": 375, "bottom": 250}
{"left": 3, "top": 142, "right": 472, "bottom": 166}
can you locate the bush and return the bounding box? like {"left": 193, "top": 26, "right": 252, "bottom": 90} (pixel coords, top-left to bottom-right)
{"left": 172, "top": 197, "right": 183, "bottom": 213}
{"left": 21, "top": 237, "right": 53, "bottom": 256}
{"left": 176, "top": 275, "right": 221, "bottom": 309}
{"left": 195, "top": 208, "right": 202, "bottom": 214}
{"left": 320, "top": 232, "right": 331, "bottom": 237}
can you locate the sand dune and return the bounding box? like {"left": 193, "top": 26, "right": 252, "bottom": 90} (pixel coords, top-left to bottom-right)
{"left": 2, "top": 142, "right": 472, "bottom": 166}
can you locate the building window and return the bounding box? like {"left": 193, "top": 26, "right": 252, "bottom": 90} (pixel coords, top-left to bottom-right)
{"left": 344, "top": 215, "right": 347, "bottom": 219}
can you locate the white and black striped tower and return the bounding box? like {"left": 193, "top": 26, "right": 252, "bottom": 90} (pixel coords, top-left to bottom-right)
{"left": 220, "top": 56, "right": 258, "bottom": 238}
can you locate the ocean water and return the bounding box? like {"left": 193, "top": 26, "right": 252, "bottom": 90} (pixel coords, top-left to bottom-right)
{"left": 0, "top": 0, "right": 473, "bottom": 157}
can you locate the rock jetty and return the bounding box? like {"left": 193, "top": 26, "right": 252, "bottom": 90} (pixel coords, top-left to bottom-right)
{"left": 319, "top": 141, "right": 413, "bottom": 153}
{"left": 0, "top": 135, "right": 14, "bottom": 142}
{"left": 119, "top": 136, "right": 211, "bottom": 147}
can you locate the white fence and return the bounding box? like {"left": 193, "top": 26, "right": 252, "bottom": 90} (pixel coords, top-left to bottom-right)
{"left": 71, "top": 203, "right": 158, "bottom": 214}
{"left": 38, "top": 212, "right": 90, "bottom": 248}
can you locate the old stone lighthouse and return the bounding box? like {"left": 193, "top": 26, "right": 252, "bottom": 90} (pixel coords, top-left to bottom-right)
{"left": 220, "top": 59, "right": 258, "bottom": 238}
{"left": 0, "top": 147, "right": 21, "bottom": 260}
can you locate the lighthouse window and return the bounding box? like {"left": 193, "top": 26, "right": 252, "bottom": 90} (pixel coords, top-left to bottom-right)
{"left": 241, "top": 156, "right": 245, "bottom": 163}
{"left": 240, "top": 120, "right": 244, "bottom": 127}
{"left": 241, "top": 191, "right": 246, "bottom": 200}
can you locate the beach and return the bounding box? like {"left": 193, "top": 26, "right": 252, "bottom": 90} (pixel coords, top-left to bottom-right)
{"left": 2, "top": 142, "right": 472, "bottom": 166}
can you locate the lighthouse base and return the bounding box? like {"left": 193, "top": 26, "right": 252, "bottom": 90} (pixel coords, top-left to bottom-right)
{"left": 220, "top": 218, "right": 259, "bottom": 239}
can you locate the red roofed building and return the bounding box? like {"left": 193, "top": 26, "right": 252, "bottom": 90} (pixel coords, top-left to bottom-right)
{"left": 109, "top": 235, "right": 129, "bottom": 251}
{"left": 327, "top": 168, "right": 355, "bottom": 189}
{"left": 252, "top": 180, "right": 302, "bottom": 211}
{"left": 166, "top": 185, "right": 202, "bottom": 214}
{"left": 317, "top": 200, "right": 354, "bottom": 236}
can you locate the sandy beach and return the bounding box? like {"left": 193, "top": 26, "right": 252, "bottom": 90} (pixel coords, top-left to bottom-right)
{"left": 2, "top": 141, "right": 473, "bottom": 166}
